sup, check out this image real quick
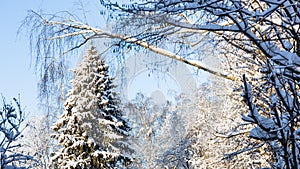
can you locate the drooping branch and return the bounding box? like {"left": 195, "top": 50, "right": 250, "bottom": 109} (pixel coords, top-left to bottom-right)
{"left": 26, "top": 11, "right": 239, "bottom": 81}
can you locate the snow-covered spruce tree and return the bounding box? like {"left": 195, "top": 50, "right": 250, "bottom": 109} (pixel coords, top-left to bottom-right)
{"left": 51, "top": 46, "right": 131, "bottom": 169}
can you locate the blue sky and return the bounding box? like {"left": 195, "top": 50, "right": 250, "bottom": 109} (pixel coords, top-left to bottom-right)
{"left": 0, "top": 0, "right": 163, "bottom": 115}
{"left": 0, "top": 0, "right": 98, "bottom": 115}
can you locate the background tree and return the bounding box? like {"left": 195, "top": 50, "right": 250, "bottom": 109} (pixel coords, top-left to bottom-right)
{"left": 51, "top": 46, "right": 131, "bottom": 168}
{"left": 21, "top": 115, "right": 58, "bottom": 169}
{"left": 124, "top": 93, "right": 189, "bottom": 168}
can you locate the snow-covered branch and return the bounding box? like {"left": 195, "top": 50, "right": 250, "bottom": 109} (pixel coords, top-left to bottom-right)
{"left": 25, "top": 11, "right": 238, "bottom": 82}
{"left": 0, "top": 97, "right": 39, "bottom": 168}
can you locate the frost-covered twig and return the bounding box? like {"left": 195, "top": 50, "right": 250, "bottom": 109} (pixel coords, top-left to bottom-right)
{"left": 223, "top": 143, "right": 264, "bottom": 160}
{"left": 0, "top": 97, "right": 39, "bottom": 168}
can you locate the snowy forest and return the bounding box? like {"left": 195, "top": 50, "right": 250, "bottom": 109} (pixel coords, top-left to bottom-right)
{"left": 1, "top": 0, "right": 300, "bottom": 168}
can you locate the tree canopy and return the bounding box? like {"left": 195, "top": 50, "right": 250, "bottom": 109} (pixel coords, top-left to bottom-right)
{"left": 23, "top": 0, "right": 300, "bottom": 168}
